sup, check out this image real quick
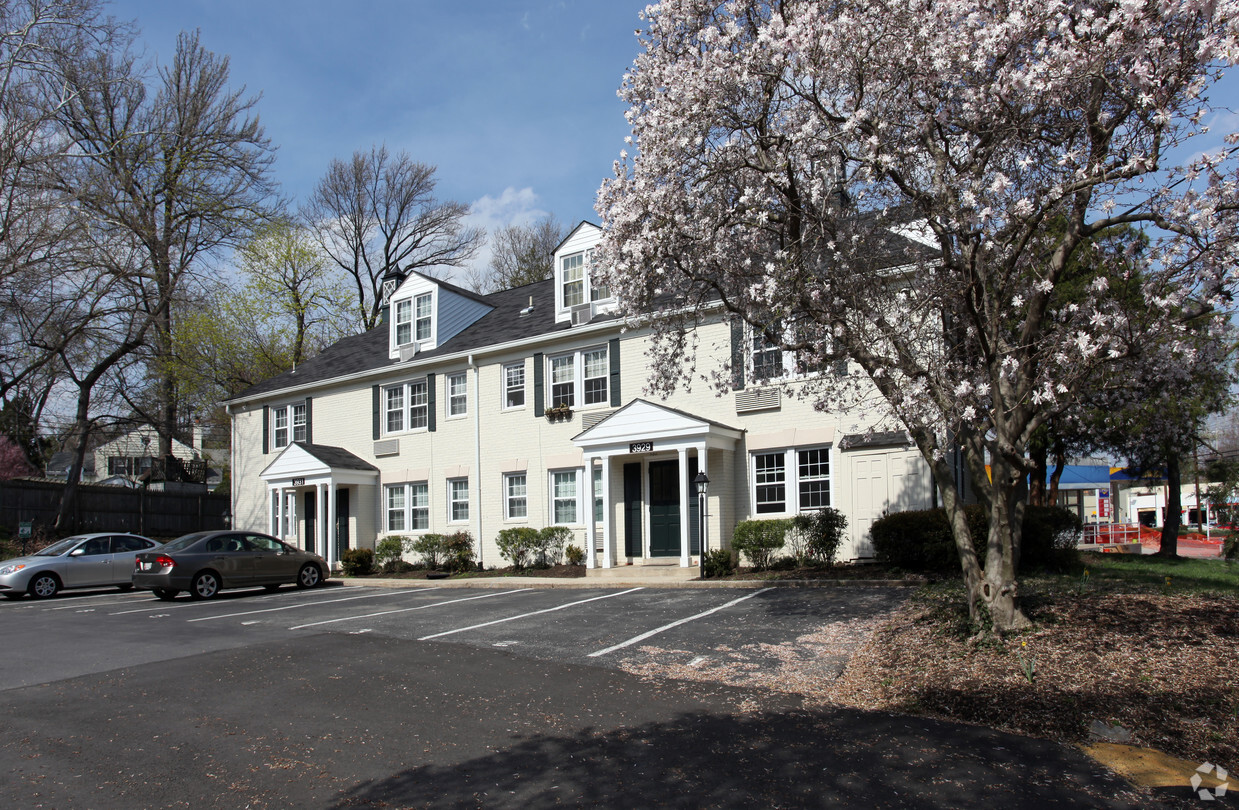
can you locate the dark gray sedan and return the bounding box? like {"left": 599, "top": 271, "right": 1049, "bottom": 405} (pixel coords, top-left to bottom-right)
{"left": 133, "top": 530, "right": 328, "bottom": 600}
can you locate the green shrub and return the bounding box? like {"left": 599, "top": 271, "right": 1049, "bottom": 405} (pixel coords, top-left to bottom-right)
{"left": 870, "top": 504, "right": 1080, "bottom": 574}
{"left": 536, "top": 526, "right": 572, "bottom": 567}
{"left": 732, "top": 518, "right": 792, "bottom": 570}
{"left": 496, "top": 527, "right": 540, "bottom": 570}
{"left": 564, "top": 543, "right": 586, "bottom": 566}
{"left": 340, "top": 547, "right": 374, "bottom": 576}
{"left": 702, "top": 548, "right": 735, "bottom": 578}
{"left": 410, "top": 533, "right": 447, "bottom": 569}
{"left": 443, "top": 531, "right": 477, "bottom": 573}
{"left": 791, "top": 508, "right": 848, "bottom": 567}
{"left": 375, "top": 536, "right": 406, "bottom": 573}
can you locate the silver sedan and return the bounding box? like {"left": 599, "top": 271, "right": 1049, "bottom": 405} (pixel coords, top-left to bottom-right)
{"left": 0, "top": 533, "right": 161, "bottom": 600}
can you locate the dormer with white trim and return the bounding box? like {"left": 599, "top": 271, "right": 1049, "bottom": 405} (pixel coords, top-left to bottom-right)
{"left": 387, "top": 271, "right": 493, "bottom": 360}
{"left": 553, "top": 222, "right": 617, "bottom": 325}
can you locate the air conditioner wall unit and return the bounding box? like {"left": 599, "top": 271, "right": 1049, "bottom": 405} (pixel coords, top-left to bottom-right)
{"left": 399, "top": 344, "right": 418, "bottom": 362}
{"left": 570, "top": 303, "right": 593, "bottom": 326}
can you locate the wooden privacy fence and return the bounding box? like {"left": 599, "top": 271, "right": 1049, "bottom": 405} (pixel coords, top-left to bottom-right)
{"left": 0, "top": 479, "right": 231, "bottom": 541}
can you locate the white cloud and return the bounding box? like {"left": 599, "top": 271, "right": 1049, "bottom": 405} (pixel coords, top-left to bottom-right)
{"left": 443, "top": 187, "right": 550, "bottom": 288}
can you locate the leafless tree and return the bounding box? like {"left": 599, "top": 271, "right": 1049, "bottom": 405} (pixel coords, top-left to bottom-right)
{"left": 49, "top": 28, "right": 280, "bottom": 460}
{"left": 303, "top": 145, "right": 483, "bottom": 330}
{"left": 473, "top": 215, "right": 566, "bottom": 293}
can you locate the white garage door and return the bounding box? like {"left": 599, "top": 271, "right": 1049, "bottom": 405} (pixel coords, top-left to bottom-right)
{"left": 849, "top": 449, "right": 932, "bottom": 557}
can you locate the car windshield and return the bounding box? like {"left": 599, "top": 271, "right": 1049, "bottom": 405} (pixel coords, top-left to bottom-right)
{"left": 36, "top": 536, "right": 88, "bottom": 556}
{"left": 160, "top": 532, "right": 213, "bottom": 552}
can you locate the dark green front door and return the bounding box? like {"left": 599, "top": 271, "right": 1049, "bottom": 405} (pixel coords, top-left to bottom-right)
{"left": 649, "top": 460, "right": 680, "bottom": 557}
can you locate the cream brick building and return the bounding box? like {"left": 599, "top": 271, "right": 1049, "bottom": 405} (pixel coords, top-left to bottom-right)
{"left": 225, "top": 222, "right": 936, "bottom": 570}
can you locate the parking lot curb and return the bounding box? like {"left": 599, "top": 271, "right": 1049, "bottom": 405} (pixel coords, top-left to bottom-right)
{"left": 336, "top": 575, "right": 921, "bottom": 590}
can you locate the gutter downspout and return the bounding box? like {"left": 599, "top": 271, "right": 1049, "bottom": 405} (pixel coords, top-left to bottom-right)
{"left": 469, "top": 354, "right": 483, "bottom": 568}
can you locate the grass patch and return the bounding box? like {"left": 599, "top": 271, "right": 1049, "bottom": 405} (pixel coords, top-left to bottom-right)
{"left": 1069, "top": 552, "right": 1239, "bottom": 594}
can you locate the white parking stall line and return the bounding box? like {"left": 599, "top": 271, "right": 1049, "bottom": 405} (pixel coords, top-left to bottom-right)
{"left": 107, "top": 586, "right": 368, "bottom": 616}
{"left": 418, "top": 588, "right": 644, "bottom": 641}
{"left": 186, "top": 588, "right": 440, "bottom": 622}
{"left": 587, "top": 588, "right": 772, "bottom": 658}
{"left": 288, "top": 588, "right": 533, "bottom": 630}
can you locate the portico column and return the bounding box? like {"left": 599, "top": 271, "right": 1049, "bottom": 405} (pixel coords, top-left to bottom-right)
{"left": 327, "top": 480, "right": 338, "bottom": 570}
{"left": 267, "top": 487, "right": 276, "bottom": 535}
{"left": 316, "top": 482, "right": 327, "bottom": 558}
{"left": 601, "top": 457, "right": 614, "bottom": 569}
{"left": 678, "top": 447, "right": 691, "bottom": 567}
{"left": 584, "top": 455, "right": 597, "bottom": 569}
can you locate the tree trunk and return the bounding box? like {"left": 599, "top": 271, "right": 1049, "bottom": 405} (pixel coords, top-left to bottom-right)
{"left": 1157, "top": 450, "right": 1181, "bottom": 558}
{"left": 1029, "top": 429, "right": 1048, "bottom": 507}
{"left": 981, "top": 455, "right": 1033, "bottom": 634}
{"left": 54, "top": 387, "right": 95, "bottom": 533}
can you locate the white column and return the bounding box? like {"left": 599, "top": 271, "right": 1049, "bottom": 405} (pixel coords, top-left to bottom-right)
{"left": 316, "top": 482, "right": 327, "bottom": 558}
{"left": 601, "top": 457, "right": 614, "bottom": 569}
{"left": 267, "top": 487, "right": 276, "bottom": 535}
{"left": 584, "top": 455, "right": 597, "bottom": 569}
{"left": 697, "top": 443, "right": 709, "bottom": 559}
{"left": 327, "top": 480, "right": 338, "bottom": 570}
{"left": 678, "top": 447, "right": 691, "bottom": 567}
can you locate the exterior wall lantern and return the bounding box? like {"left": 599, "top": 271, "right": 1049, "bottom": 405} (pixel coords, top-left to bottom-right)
{"left": 694, "top": 471, "right": 710, "bottom": 577}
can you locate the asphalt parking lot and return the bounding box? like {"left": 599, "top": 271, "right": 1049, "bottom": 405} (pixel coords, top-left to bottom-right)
{"left": 0, "top": 583, "right": 1163, "bottom": 808}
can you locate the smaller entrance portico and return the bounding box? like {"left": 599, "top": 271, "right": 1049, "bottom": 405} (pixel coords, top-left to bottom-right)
{"left": 259, "top": 443, "right": 378, "bottom": 570}
{"left": 573, "top": 399, "right": 742, "bottom": 569}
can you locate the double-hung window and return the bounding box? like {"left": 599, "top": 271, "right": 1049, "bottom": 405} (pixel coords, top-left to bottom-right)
{"left": 551, "top": 470, "right": 579, "bottom": 525}
{"left": 547, "top": 346, "right": 608, "bottom": 410}
{"left": 751, "top": 327, "right": 786, "bottom": 382}
{"left": 384, "top": 379, "right": 429, "bottom": 434}
{"left": 447, "top": 372, "right": 467, "bottom": 417}
{"left": 561, "top": 253, "right": 584, "bottom": 308}
{"left": 414, "top": 292, "right": 433, "bottom": 341}
{"left": 505, "top": 473, "right": 527, "bottom": 520}
{"left": 271, "top": 403, "right": 307, "bottom": 449}
{"left": 752, "top": 447, "right": 832, "bottom": 514}
{"left": 587, "top": 248, "right": 609, "bottom": 302}
{"left": 449, "top": 478, "right": 469, "bottom": 522}
{"left": 394, "top": 299, "right": 412, "bottom": 345}
{"left": 386, "top": 482, "right": 429, "bottom": 531}
{"left": 504, "top": 362, "right": 525, "bottom": 409}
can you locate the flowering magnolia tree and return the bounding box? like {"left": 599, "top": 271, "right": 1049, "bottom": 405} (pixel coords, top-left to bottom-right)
{"left": 598, "top": 0, "right": 1239, "bottom": 632}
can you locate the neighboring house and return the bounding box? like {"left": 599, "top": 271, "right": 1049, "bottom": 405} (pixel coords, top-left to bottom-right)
{"left": 225, "top": 222, "right": 936, "bottom": 571}
{"left": 45, "top": 427, "right": 222, "bottom": 491}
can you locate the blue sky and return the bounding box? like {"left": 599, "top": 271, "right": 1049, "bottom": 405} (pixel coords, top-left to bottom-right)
{"left": 106, "top": 0, "right": 1238, "bottom": 284}
{"left": 107, "top": 0, "right": 651, "bottom": 277}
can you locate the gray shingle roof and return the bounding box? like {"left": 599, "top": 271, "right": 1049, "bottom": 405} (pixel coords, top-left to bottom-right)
{"left": 228, "top": 277, "right": 619, "bottom": 404}
{"left": 297, "top": 443, "right": 378, "bottom": 472}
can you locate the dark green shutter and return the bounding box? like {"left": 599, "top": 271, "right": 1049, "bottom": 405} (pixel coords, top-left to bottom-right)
{"left": 427, "top": 374, "right": 437, "bottom": 432}
{"left": 262, "top": 405, "right": 269, "bottom": 454}
{"left": 730, "top": 320, "right": 746, "bottom": 390}
{"left": 609, "top": 338, "right": 621, "bottom": 407}
{"left": 533, "top": 353, "right": 544, "bottom": 417}
{"left": 303, "top": 397, "right": 313, "bottom": 445}
{"left": 372, "top": 385, "right": 381, "bottom": 440}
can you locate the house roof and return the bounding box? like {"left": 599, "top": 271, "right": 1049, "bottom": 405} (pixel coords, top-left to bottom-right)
{"left": 296, "top": 443, "right": 378, "bottom": 472}
{"left": 228, "top": 277, "right": 620, "bottom": 404}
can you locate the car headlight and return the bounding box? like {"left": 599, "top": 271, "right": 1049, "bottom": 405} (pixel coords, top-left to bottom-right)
{"left": 0, "top": 563, "right": 26, "bottom": 576}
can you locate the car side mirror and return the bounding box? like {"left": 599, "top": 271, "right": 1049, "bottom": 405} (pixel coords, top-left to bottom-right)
{"left": 69, "top": 548, "right": 84, "bottom": 557}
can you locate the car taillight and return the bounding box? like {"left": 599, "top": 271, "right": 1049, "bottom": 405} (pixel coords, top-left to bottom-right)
{"left": 155, "top": 555, "right": 176, "bottom": 568}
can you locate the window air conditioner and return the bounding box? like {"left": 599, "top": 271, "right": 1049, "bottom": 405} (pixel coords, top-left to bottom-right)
{"left": 570, "top": 303, "right": 593, "bottom": 326}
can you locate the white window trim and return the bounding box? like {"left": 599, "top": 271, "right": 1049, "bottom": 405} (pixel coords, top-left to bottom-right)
{"left": 448, "top": 477, "right": 469, "bottom": 524}
{"left": 556, "top": 248, "right": 615, "bottom": 317}
{"left": 385, "top": 481, "right": 431, "bottom": 533}
{"left": 750, "top": 446, "right": 834, "bottom": 516}
{"left": 745, "top": 322, "right": 827, "bottom": 385}
{"left": 383, "top": 378, "right": 430, "bottom": 437}
{"left": 414, "top": 291, "right": 434, "bottom": 343}
{"left": 502, "top": 361, "right": 526, "bottom": 411}
{"left": 545, "top": 345, "right": 609, "bottom": 411}
{"left": 386, "top": 484, "right": 407, "bottom": 532}
{"left": 447, "top": 371, "right": 468, "bottom": 419}
{"left": 503, "top": 472, "right": 528, "bottom": 522}
{"left": 549, "top": 468, "right": 584, "bottom": 526}
{"left": 394, "top": 299, "right": 413, "bottom": 346}
{"left": 271, "top": 403, "right": 306, "bottom": 450}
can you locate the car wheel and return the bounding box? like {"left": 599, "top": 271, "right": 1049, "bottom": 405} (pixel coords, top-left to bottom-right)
{"left": 27, "top": 573, "right": 60, "bottom": 599}
{"left": 190, "top": 571, "right": 221, "bottom": 600}
{"left": 153, "top": 588, "right": 179, "bottom": 601}
{"left": 296, "top": 563, "right": 322, "bottom": 589}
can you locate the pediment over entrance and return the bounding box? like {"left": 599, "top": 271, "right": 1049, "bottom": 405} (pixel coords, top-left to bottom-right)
{"left": 572, "top": 399, "right": 742, "bottom": 455}
{"left": 259, "top": 443, "right": 378, "bottom": 487}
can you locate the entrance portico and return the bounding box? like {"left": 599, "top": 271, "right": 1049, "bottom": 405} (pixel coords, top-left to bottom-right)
{"left": 259, "top": 443, "right": 378, "bottom": 570}
{"left": 573, "top": 400, "right": 742, "bottom": 569}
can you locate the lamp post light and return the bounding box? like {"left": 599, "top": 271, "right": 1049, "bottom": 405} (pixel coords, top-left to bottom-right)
{"left": 694, "top": 471, "right": 710, "bottom": 578}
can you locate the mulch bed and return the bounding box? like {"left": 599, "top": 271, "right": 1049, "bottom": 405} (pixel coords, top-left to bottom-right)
{"left": 356, "top": 563, "right": 587, "bottom": 580}
{"left": 827, "top": 588, "right": 1239, "bottom": 768}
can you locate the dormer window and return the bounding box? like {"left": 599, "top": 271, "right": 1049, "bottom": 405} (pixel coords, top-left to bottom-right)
{"left": 414, "top": 292, "right": 433, "bottom": 341}
{"left": 394, "top": 300, "right": 412, "bottom": 345}
{"left": 394, "top": 292, "right": 433, "bottom": 347}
